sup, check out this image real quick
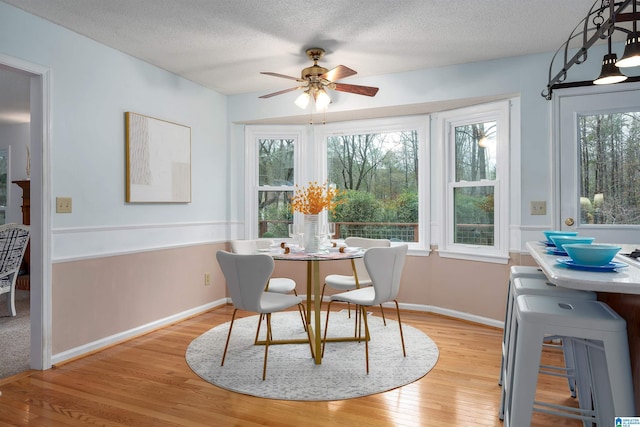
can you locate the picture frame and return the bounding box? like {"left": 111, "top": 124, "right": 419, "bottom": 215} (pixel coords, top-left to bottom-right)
{"left": 125, "top": 112, "right": 191, "bottom": 203}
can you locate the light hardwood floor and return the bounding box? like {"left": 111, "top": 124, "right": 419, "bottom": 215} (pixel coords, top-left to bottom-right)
{"left": 0, "top": 305, "right": 583, "bottom": 426}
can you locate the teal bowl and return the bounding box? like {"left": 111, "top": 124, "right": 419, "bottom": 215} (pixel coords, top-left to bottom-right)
{"left": 543, "top": 230, "right": 578, "bottom": 244}
{"left": 549, "top": 235, "right": 595, "bottom": 251}
{"left": 562, "top": 243, "right": 621, "bottom": 266}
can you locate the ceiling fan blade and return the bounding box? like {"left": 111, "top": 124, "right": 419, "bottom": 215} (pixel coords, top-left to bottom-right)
{"left": 260, "top": 72, "right": 305, "bottom": 82}
{"left": 259, "top": 86, "right": 302, "bottom": 98}
{"left": 321, "top": 65, "right": 357, "bottom": 82}
{"left": 333, "top": 82, "right": 379, "bottom": 97}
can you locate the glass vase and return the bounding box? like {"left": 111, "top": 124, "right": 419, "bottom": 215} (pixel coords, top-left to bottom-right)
{"left": 303, "top": 214, "right": 319, "bottom": 253}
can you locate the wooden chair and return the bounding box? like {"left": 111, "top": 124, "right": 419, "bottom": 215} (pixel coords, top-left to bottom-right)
{"left": 0, "top": 223, "right": 30, "bottom": 317}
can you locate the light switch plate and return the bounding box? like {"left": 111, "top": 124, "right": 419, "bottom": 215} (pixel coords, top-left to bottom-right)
{"left": 56, "top": 197, "right": 72, "bottom": 213}
{"left": 530, "top": 201, "right": 546, "bottom": 215}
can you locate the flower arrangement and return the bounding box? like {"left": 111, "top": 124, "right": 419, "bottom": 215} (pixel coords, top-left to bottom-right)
{"left": 290, "top": 181, "right": 345, "bottom": 214}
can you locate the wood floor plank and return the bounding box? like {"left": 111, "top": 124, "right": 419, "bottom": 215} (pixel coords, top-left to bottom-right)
{"left": 0, "top": 305, "right": 585, "bottom": 426}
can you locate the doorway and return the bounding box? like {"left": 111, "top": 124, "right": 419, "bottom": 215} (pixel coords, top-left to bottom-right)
{"left": 0, "top": 53, "right": 52, "bottom": 372}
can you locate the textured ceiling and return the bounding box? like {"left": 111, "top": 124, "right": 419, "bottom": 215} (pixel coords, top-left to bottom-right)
{"left": 2, "top": 0, "right": 599, "bottom": 97}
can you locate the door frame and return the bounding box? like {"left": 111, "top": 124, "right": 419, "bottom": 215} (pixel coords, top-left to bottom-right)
{"left": 552, "top": 81, "right": 640, "bottom": 243}
{"left": 0, "top": 52, "right": 52, "bottom": 370}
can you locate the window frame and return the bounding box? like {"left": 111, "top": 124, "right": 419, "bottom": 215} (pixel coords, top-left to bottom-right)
{"left": 244, "top": 126, "right": 306, "bottom": 239}
{"left": 245, "top": 116, "right": 430, "bottom": 254}
{"left": 437, "top": 100, "right": 511, "bottom": 263}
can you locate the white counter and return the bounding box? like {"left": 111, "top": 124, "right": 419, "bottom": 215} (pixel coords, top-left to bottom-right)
{"left": 526, "top": 241, "right": 640, "bottom": 294}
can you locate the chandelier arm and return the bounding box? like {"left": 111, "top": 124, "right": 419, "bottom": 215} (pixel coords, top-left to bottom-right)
{"left": 544, "top": 0, "right": 635, "bottom": 99}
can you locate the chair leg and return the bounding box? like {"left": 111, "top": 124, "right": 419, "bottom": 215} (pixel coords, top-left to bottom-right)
{"left": 361, "top": 305, "right": 370, "bottom": 374}
{"left": 8, "top": 284, "right": 16, "bottom": 317}
{"left": 221, "top": 308, "right": 238, "bottom": 366}
{"left": 254, "top": 313, "right": 264, "bottom": 344}
{"left": 322, "top": 300, "right": 335, "bottom": 357}
{"left": 297, "top": 304, "right": 308, "bottom": 332}
{"left": 394, "top": 300, "right": 407, "bottom": 357}
{"left": 263, "top": 313, "right": 271, "bottom": 380}
{"left": 379, "top": 304, "right": 386, "bottom": 326}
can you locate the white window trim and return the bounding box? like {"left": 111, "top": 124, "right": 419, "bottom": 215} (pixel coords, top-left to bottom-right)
{"left": 244, "top": 125, "right": 306, "bottom": 239}
{"left": 315, "top": 116, "right": 431, "bottom": 255}
{"left": 436, "top": 100, "right": 511, "bottom": 264}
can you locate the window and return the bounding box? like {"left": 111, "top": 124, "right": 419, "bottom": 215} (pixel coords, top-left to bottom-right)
{"left": 438, "top": 101, "right": 511, "bottom": 263}
{"left": 246, "top": 117, "right": 429, "bottom": 252}
{"left": 578, "top": 112, "right": 640, "bottom": 225}
{"left": 245, "top": 127, "right": 304, "bottom": 239}
{"left": 320, "top": 117, "right": 428, "bottom": 251}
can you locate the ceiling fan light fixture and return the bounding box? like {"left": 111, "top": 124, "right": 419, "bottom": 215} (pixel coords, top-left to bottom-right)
{"left": 314, "top": 88, "right": 331, "bottom": 111}
{"left": 295, "top": 91, "right": 310, "bottom": 109}
{"left": 594, "top": 53, "right": 628, "bottom": 85}
{"left": 615, "top": 32, "right": 640, "bottom": 68}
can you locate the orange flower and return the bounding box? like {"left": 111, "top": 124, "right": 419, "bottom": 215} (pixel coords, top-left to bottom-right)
{"left": 290, "top": 181, "right": 345, "bottom": 214}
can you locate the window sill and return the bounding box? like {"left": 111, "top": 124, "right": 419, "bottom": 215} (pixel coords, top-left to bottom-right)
{"left": 436, "top": 248, "right": 509, "bottom": 264}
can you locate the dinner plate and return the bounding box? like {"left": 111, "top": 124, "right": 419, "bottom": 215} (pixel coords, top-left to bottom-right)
{"left": 540, "top": 240, "right": 556, "bottom": 247}
{"left": 546, "top": 248, "right": 568, "bottom": 256}
{"left": 556, "top": 257, "right": 628, "bottom": 272}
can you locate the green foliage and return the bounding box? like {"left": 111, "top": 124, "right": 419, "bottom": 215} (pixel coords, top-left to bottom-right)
{"left": 388, "top": 190, "right": 419, "bottom": 222}
{"left": 331, "top": 190, "right": 384, "bottom": 223}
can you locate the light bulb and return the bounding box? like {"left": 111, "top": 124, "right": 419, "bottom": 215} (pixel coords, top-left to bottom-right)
{"left": 315, "top": 89, "right": 331, "bottom": 111}
{"left": 295, "top": 92, "right": 310, "bottom": 109}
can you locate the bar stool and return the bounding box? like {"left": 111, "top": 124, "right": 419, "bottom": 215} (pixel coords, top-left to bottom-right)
{"left": 499, "top": 266, "right": 546, "bottom": 386}
{"left": 504, "top": 295, "right": 635, "bottom": 426}
{"left": 499, "top": 276, "right": 597, "bottom": 420}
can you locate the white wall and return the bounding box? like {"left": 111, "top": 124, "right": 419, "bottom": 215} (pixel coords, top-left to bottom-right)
{"left": 0, "top": 123, "right": 29, "bottom": 223}
{"left": 0, "top": 2, "right": 229, "bottom": 261}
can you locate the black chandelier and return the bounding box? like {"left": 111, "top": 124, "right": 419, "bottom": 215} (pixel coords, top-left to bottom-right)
{"left": 542, "top": 0, "right": 640, "bottom": 99}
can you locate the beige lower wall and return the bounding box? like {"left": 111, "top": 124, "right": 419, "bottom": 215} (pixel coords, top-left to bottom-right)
{"left": 52, "top": 243, "right": 228, "bottom": 355}
{"left": 51, "top": 243, "right": 536, "bottom": 357}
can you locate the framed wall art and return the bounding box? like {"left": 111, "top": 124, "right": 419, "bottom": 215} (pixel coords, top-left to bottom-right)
{"left": 125, "top": 112, "right": 191, "bottom": 203}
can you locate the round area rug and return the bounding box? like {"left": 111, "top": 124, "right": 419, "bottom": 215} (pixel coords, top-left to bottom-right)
{"left": 186, "top": 310, "right": 439, "bottom": 401}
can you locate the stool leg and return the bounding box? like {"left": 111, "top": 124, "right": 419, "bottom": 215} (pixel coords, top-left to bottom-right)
{"left": 499, "top": 278, "right": 513, "bottom": 387}
{"left": 507, "top": 322, "right": 544, "bottom": 426}
{"left": 602, "top": 333, "right": 635, "bottom": 418}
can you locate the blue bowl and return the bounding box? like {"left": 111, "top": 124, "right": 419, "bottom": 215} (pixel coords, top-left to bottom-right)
{"left": 562, "top": 243, "right": 621, "bottom": 266}
{"left": 549, "top": 235, "right": 595, "bottom": 251}
{"left": 543, "top": 230, "right": 578, "bottom": 244}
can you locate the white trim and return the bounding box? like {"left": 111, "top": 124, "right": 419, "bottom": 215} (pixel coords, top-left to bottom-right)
{"left": 52, "top": 298, "right": 228, "bottom": 365}
{"left": 51, "top": 221, "right": 228, "bottom": 262}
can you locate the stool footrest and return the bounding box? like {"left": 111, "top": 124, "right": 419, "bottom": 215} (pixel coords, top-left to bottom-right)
{"left": 533, "top": 400, "right": 595, "bottom": 422}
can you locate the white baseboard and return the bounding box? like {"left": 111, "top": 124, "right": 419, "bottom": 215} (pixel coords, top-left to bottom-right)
{"left": 53, "top": 296, "right": 503, "bottom": 366}
{"left": 51, "top": 297, "right": 229, "bottom": 365}
{"left": 309, "top": 295, "right": 503, "bottom": 329}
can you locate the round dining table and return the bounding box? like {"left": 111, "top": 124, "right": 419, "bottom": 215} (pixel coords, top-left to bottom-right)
{"left": 270, "top": 248, "right": 364, "bottom": 364}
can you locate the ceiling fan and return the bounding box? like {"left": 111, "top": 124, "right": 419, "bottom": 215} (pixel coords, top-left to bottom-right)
{"left": 259, "top": 48, "right": 379, "bottom": 110}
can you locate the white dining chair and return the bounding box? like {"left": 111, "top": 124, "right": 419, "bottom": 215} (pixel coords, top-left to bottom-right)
{"left": 322, "top": 245, "right": 408, "bottom": 373}
{"left": 321, "top": 237, "right": 390, "bottom": 324}
{"left": 0, "top": 223, "right": 30, "bottom": 317}
{"left": 216, "top": 250, "right": 311, "bottom": 380}
{"left": 231, "top": 239, "right": 298, "bottom": 295}
{"left": 231, "top": 239, "right": 306, "bottom": 333}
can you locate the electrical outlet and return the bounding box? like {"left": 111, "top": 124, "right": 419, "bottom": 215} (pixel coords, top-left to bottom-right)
{"left": 204, "top": 273, "right": 211, "bottom": 286}
{"left": 530, "top": 201, "right": 546, "bottom": 216}
{"left": 56, "top": 197, "right": 72, "bottom": 213}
